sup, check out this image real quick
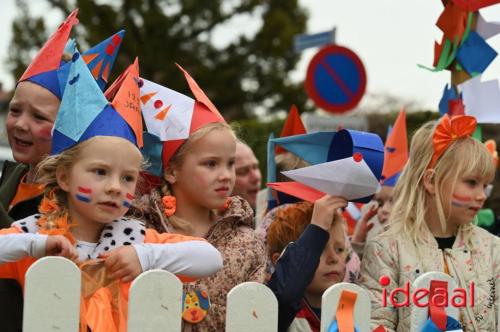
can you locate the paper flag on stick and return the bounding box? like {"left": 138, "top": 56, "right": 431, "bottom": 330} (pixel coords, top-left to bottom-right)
{"left": 459, "top": 76, "right": 500, "bottom": 123}
{"left": 276, "top": 105, "right": 307, "bottom": 155}
{"left": 281, "top": 156, "right": 381, "bottom": 202}
{"left": 476, "top": 14, "right": 500, "bottom": 40}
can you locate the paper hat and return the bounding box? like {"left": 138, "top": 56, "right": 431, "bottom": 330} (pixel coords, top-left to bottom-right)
{"left": 275, "top": 105, "right": 307, "bottom": 155}
{"left": 57, "top": 30, "right": 125, "bottom": 97}
{"left": 139, "top": 64, "right": 225, "bottom": 169}
{"left": 18, "top": 10, "right": 79, "bottom": 99}
{"left": 268, "top": 129, "right": 384, "bottom": 203}
{"left": 266, "top": 131, "right": 336, "bottom": 206}
{"left": 51, "top": 50, "right": 142, "bottom": 154}
{"left": 380, "top": 110, "right": 408, "bottom": 187}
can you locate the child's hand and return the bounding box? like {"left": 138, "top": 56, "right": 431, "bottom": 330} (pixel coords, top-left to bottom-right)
{"left": 352, "top": 203, "right": 378, "bottom": 243}
{"left": 311, "top": 195, "right": 348, "bottom": 231}
{"left": 45, "top": 235, "right": 79, "bottom": 261}
{"left": 99, "top": 246, "right": 143, "bottom": 283}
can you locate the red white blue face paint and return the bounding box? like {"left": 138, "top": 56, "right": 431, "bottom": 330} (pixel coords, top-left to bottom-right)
{"left": 76, "top": 186, "right": 92, "bottom": 203}
{"left": 123, "top": 193, "right": 134, "bottom": 208}
{"left": 451, "top": 194, "right": 472, "bottom": 208}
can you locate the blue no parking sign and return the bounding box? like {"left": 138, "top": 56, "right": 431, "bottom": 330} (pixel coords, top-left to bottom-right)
{"left": 305, "top": 45, "right": 367, "bottom": 114}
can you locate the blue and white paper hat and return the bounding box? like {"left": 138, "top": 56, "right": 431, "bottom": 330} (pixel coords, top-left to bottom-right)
{"left": 268, "top": 129, "right": 384, "bottom": 203}
{"left": 51, "top": 50, "right": 142, "bottom": 154}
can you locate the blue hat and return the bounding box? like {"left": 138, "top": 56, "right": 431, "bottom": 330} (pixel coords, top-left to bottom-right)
{"left": 51, "top": 50, "right": 141, "bottom": 154}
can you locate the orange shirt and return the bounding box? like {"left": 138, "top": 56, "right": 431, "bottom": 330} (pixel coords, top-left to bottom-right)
{"left": 9, "top": 175, "right": 45, "bottom": 210}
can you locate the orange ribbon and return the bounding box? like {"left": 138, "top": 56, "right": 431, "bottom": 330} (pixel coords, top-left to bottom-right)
{"left": 428, "top": 114, "right": 476, "bottom": 169}
{"left": 162, "top": 195, "right": 177, "bottom": 217}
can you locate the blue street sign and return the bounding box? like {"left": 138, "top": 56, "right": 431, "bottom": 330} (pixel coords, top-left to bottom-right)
{"left": 305, "top": 44, "right": 367, "bottom": 114}
{"left": 294, "top": 28, "right": 336, "bottom": 53}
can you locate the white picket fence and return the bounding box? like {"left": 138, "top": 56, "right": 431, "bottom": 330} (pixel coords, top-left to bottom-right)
{"left": 21, "top": 257, "right": 495, "bottom": 332}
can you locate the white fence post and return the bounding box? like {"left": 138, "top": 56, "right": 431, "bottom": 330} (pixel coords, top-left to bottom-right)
{"left": 23, "top": 256, "right": 81, "bottom": 332}
{"left": 226, "top": 282, "right": 278, "bottom": 332}
{"left": 127, "top": 269, "right": 183, "bottom": 332}
{"left": 410, "top": 271, "right": 460, "bottom": 332}
{"left": 321, "top": 282, "right": 371, "bottom": 332}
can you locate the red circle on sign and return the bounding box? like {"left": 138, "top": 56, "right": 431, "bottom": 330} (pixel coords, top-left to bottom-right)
{"left": 305, "top": 44, "right": 367, "bottom": 114}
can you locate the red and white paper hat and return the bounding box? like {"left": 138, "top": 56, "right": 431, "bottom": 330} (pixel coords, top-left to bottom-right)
{"left": 139, "top": 64, "right": 225, "bottom": 168}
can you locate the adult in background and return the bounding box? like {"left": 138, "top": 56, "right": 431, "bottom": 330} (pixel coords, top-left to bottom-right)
{"left": 232, "top": 140, "right": 262, "bottom": 212}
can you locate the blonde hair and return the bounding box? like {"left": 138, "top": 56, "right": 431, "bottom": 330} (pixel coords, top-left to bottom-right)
{"left": 37, "top": 137, "right": 145, "bottom": 230}
{"left": 35, "top": 140, "right": 92, "bottom": 229}
{"left": 275, "top": 152, "right": 309, "bottom": 182}
{"left": 386, "top": 120, "right": 495, "bottom": 246}
{"left": 133, "top": 122, "right": 236, "bottom": 234}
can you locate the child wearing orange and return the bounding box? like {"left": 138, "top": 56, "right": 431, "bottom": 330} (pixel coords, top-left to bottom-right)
{"left": 0, "top": 50, "right": 222, "bottom": 332}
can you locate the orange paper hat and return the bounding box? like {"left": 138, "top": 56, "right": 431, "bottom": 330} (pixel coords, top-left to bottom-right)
{"left": 275, "top": 104, "right": 307, "bottom": 155}
{"left": 18, "top": 9, "right": 79, "bottom": 98}
{"left": 428, "top": 114, "right": 476, "bottom": 169}
{"left": 381, "top": 110, "right": 408, "bottom": 186}
{"left": 139, "top": 64, "right": 225, "bottom": 168}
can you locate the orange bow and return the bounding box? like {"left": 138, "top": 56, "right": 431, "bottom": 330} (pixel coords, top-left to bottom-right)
{"left": 428, "top": 114, "right": 476, "bottom": 169}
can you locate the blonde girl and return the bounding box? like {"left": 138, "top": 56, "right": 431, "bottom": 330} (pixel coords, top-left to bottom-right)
{"left": 359, "top": 115, "right": 499, "bottom": 331}
{"left": 0, "top": 52, "right": 223, "bottom": 332}
{"left": 135, "top": 72, "right": 266, "bottom": 331}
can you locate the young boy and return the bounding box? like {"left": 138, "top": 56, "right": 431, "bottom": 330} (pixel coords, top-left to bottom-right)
{"left": 266, "top": 195, "right": 349, "bottom": 332}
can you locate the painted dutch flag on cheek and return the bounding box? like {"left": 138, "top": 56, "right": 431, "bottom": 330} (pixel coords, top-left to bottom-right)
{"left": 76, "top": 187, "right": 92, "bottom": 203}
{"left": 123, "top": 193, "right": 134, "bottom": 208}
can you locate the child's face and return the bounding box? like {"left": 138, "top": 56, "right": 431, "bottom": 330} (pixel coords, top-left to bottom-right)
{"left": 445, "top": 175, "right": 489, "bottom": 226}
{"left": 306, "top": 221, "right": 347, "bottom": 297}
{"left": 58, "top": 137, "right": 142, "bottom": 226}
{"left": 169, "top": 129, "right": 236, "bottom": 210}
{"left": 375, "top": 186, "right": 394, "bottom": 224}
{"left": 6, "top": 81, "right": 59, "bottom": 166}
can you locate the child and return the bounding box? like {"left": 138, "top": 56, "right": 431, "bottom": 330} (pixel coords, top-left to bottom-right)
{"left": 0, "top": 11, "right": 124, "bottom": 331}
{"left": 133, "top": 70, "right": 266, "bottom": 331}
{"left": 359, "top": 115, "right": 500, "bottom": 331}
{"left": 0, "top": 51, "right": 223, "bottom": 332}
{"left": 351, "top": 110, "right": 407, "bottom": 259}
{"left": 266, "top": 195, "right": 349, "bottom": 332}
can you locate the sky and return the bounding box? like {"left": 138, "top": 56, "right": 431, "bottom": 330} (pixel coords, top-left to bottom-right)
{"left": 0, "top": 1, "right": 499, "bottom": 112}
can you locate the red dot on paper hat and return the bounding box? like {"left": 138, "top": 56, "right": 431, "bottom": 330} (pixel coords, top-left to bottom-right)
{"left": 353, "top": 152, "right": 363, "bottom": 162}
{"left": 154, "top": 100, "right": 163, "bottom": 109}
{"left": 379, "top": 275, "right": 390, "bottom": 286}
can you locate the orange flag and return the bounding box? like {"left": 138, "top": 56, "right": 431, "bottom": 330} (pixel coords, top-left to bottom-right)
{"left": 276, "top": 105, "right": 307, "bottom": 155}
{"left": 111, "top": 58, "right": 143, "bottom": 147}
{"left": 381, "top": 110, "right": 408, "bottom": 183}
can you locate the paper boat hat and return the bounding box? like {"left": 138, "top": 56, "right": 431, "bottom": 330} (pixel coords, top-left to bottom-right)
{"left": 51, "top": 50, "right": 142, "bottom": 154}
{"left": 268, "top": 129, "right": 384, "bottom": 203}
{"left": 139, "top": 64, "right": 225, "bottom": 173}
